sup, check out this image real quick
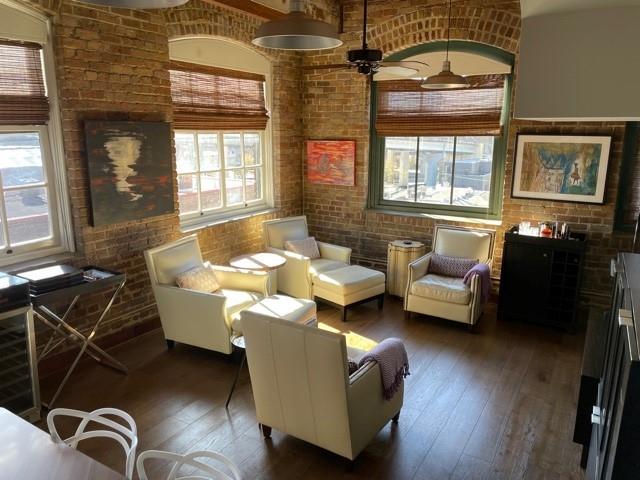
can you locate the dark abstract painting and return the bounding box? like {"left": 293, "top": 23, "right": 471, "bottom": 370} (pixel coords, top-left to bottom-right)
{"left": 85, "top": 121, "right": 173, "bottom": 226}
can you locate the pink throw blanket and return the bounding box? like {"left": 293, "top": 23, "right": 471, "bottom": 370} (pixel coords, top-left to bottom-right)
{"left": 358, "top": 338, "right": 409, "bottom": 400}
{"left": 463, "top": 263, "right": 490, "bottom": 303}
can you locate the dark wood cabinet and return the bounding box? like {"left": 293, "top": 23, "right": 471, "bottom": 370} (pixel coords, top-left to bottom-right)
{"left": 574, "top": 308, "right": 608, "bottom": 467}
{"left": 586, "top": 253, "right": 640, "bottom": 480}
{"left": 498, "top": 232, "right": 586, "bottom": 329}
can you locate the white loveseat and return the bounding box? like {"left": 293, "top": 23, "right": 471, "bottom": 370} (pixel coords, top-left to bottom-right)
{"left": 404, "top": 225, "right": 494, "bottom": 328}
{"left": 262, "top": 216, "right": 352, "bottom": 299}
{"left": 144, "top": 235, "right": 269, "bottom": 354}
{"left": 241, "top": 313, "right": 403, "bottom": 461}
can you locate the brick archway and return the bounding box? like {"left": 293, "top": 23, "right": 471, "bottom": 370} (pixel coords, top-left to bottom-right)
{"left": 367, "top": 6, "right": 520, "bottom": 57}
{"left": 162, "top": 0, "right": 289, "bottom": 64}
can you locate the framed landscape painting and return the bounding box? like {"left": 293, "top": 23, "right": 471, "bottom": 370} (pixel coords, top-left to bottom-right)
{"left": 307, "top": 140, "right": 356, "bottom": 186}
{"left": 512, "top": 135, "right": 611, "bottom": 204}
{"left": 85, "top": 121, "right": 173, "bottom": 226}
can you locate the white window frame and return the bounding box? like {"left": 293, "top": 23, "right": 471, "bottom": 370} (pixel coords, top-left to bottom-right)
{"left": 177, "top": 129, "right": 273, "bottom": 230}
{"left": 0, "top": 0, "right": 74, "bottom": 267}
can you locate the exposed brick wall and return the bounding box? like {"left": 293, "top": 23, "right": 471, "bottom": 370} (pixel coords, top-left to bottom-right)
{"left": 302, "top": 0, "right": 631, "bottom": 306}
{"left": 14, "top": 0, "right": 307, "bottom": 356}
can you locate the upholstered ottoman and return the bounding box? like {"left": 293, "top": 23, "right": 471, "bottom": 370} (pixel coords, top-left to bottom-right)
{"left": 313, "top": 265, "right": 385, "bottom": 321}
{"left": 235, "top": 294, "right": 317, "bottom": 334}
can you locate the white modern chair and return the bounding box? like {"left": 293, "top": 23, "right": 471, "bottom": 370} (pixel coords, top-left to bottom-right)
{"left": 137, "top": 449, "right": 242, "bottom": 480}
{"left": 262, "top": 216, "right": 351, "bottom": 299}
{"left": 47, "top": 407, "right": 138, "bottom": 480}
{"left": 144, "top": 235, "right": 269, "bottom": 354}
{"left": 242, "top": 314, "right": 403, "bottom": 461}
{"left": 404, "top": 225, "right": 495, "bottom": 329}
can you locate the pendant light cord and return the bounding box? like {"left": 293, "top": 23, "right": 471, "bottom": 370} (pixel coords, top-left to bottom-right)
{"left": 362, "top": 0, "right": 368, "bottom": 49}
{"left": 446, "top": 0, "right": 451, "bottom": 61}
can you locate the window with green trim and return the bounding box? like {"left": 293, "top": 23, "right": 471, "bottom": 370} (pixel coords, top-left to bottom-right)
{"left": 368, "top": 42, "right": 514, "bottom": 219}
{"left": 381, "top": 136, "right": 495, "bottom": 208}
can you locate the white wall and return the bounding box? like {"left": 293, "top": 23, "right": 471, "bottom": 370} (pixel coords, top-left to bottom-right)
{"left": 515, "top": 6, "right": 640, "bottom": 121}
{"left": 169, "top": 37, "right": 271, "bottom": 76}
{"left": 0, "top": 0, "right": 48, "bottom": 44}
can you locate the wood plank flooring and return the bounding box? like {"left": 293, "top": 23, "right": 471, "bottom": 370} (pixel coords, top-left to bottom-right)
{"left": 39, "top": 296, "right": 586, "bottom": 479}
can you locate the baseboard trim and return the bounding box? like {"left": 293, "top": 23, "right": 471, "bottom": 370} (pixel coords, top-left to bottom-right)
{"left": 38, "top": 316, "right": 162, "bottom": 380}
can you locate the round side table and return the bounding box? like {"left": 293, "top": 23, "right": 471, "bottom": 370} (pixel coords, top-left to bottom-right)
{"left": 387, "top": 240, "right": 426, "bottom": 297}
{"left": 229, "top": 252, "right": 286, "bottom": 295}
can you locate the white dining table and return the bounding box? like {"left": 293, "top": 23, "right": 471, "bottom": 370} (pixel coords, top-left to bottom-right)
{"left": 0, "top": 408, "right": 125, "bottom": 480}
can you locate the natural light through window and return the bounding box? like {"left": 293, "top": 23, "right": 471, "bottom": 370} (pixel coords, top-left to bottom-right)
{"left": 382, "top": 136, "right": 494, "bottom": 208}
{"left": 176, "top": 131, "right": 265, "bottom": 221}
{"left": 0, "top": 130, "right": 54, "bottom": 247}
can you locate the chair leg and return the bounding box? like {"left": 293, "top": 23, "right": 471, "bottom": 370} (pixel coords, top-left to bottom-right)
{"left": 166, "top": 339, "right": 175, "bottom": 350}
{"left": 259, "top": 423, "right": 272, "bottom": 439}
{"left": 404, "top": 310, "right": 411, "bottom": 321}
{"left": 377, "top": 294, "right": 384, "bottom": 310}
{"left": 467, "top": 323, "right": 475, "bottom": 334}
{"left": 392, "top": 411, "right": 400, "bottom": 423}
{"left": 341, "top": 306, "right": 347, "bottom": 322}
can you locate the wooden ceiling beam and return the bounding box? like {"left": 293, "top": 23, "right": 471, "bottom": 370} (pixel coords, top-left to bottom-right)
{"left": 202, "top": 0, "right": 286, "bottom": 21}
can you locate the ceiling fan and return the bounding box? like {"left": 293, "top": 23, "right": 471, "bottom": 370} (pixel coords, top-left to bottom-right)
{"left": 306, "top": 0, "right": 427, "bottom": 78}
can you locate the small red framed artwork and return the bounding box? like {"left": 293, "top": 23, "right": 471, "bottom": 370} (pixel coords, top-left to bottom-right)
{"left": 306, "top": 140, "right": 356, "bottom": 186}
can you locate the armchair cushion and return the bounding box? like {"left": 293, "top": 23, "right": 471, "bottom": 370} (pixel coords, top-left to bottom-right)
{"left": 175, "top": 265, "right": 220, "bottom": 293}
{"left": 223, "top": 289, "right": 264, "bottom": 331}
{"left": 309, "top": 258, "right": 348, "bottom": 277}
{"left": 285, "top": 236, "right": 320, "bottom": 259}
{"left": 428, "top": 254, "right": 478, "bottom": 278}
{"left": 410, "top": 274, "right": 471, "bottom": 305}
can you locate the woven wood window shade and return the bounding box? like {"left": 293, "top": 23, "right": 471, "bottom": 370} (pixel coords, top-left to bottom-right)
{"left": 170, "top": 61, "right": 269, "bottom": 131}
{"left": 0, "top": 41, "right": 49, "bottom": 125}
{"left": 376, "top": 74, "right": 505, "bottom": 137}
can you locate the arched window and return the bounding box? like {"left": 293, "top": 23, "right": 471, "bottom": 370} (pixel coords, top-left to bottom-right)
{"left": 169, "top": 37, "right": 273, "bottom": 230}
{"left": 0, "top": 0, "right": 73, "bottom": 264}
{"left": 368, "top": 41, "right": 514, "bottom": 220}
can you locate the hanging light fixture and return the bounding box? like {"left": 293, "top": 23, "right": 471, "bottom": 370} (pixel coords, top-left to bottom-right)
{"left": 252, "top": 0, "right": 342, "bottom": 51}
{"left": 421, "top": 0, "right": 469, "bottom": 89}
{"left": 76, "top": 0, "right": 188, "bottom": 8}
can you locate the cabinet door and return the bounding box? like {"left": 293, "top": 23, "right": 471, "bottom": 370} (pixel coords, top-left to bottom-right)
{"left": 500, "top": 242, "right": 552, "bottom": 322}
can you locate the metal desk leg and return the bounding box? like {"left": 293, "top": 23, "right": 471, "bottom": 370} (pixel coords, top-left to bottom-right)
{"left": 41, "top": 280, "right": 127, "bottom": 408}
{"left": 37, "top": 296, "right": 79, "bottom": 362}
{"left": 225, "top": 351, "right": 246, "bottom": 409}
{"left": 37, "top": 305, "right": 128, "bottom": 373}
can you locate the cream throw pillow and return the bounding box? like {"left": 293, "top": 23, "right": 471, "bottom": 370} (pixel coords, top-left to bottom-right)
{"left": 284, "top": 236, "right": 320, "bottom": 259}
{"left": 175, "top": 265, "right": 220, "bottom": 293}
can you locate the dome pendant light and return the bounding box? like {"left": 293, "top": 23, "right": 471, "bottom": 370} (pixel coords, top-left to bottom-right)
{"left": 252, "top": 0, "right": 343, "bottom": 51}
{"left": 421, "top": 0, "right": 469, "bottom": 90}
{"left": 76, "top": 0, "right": 189, "bottom": 8}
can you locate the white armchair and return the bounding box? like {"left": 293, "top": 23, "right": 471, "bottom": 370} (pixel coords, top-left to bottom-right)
{"left": 404, "top": 225, "right": 495, "bottom": 328}
{"left": 241, "top": 314, "right": 403, "bottom": 461}
{"left": 144, "top": 235, "right": 269, "bottom": 354}
{"left": 262, "top": 216, "right": 351, "bottom": 299}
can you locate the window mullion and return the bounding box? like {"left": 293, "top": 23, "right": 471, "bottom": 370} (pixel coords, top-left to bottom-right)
{"left": 449, "top": 137, "right": 457, "bottom": 205}
{"left": 0, "top": 182, "right": 12, "bottom": 250}
{"left": 219, "top": 132, "right": 227, "bottom": 209}
{"left": 240, "top": 132, "right": 246, "bottom": 206}
{"left": 414, "top": 137, "right": 419, "bottom": 203}
{"left": 193, "top": 132, "right": 202, "bottom": 214}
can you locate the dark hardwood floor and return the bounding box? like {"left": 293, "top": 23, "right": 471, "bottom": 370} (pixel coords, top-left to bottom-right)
{"left": 39, "top": 296, "right": 586, "bottom": 479}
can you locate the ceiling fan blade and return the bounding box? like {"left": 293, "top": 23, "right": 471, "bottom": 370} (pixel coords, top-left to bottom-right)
{"left": 377, "top": 65, "right": 419, "bottom": 77}
{"left": 381, "top": 61, "right": 429, "bottom": 68}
